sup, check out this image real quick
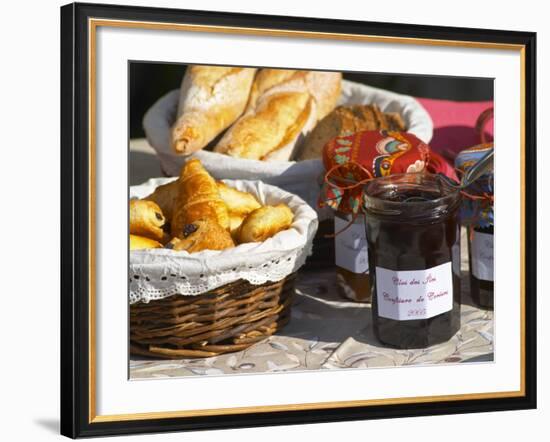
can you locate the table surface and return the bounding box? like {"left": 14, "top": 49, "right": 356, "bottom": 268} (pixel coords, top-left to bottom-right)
{"left": 129, "top": 138, "right": 493, "bottom": 379}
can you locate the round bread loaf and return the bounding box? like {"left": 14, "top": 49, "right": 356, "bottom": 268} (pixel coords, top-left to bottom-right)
{"left": 296, "top": 104, "right": 406, "bottom": 160}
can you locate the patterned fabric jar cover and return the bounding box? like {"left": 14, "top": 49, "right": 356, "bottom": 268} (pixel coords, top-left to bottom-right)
{"left": 319, "top": 130, "right": 457, "bottom": 215}
{"left": 454, "top": 143, "right": 494, "bottom": 228}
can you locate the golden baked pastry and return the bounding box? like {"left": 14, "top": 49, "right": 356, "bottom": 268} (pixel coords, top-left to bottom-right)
{"left": 216, "top": 181, "right": 261, "bottom": 216}
{"left": 237, "top": 204, "right": 294, "bottom": 243}
{"left": 296, "top": 104, "right": 407, "bottom": 160}
{"left": 172, "top": 66, "right": 256, "bottom": 154}
{"left": 143, "top": 179, "right": 179, "bottom": 221}
{"left": 214, "top": 69, "right": 341, "bottom": 161}
{"left": 228, "top": 214, "right": 245, "bottom": 240}
{"left": 171, "top": 159, "right": 230, "bottom": 236}
{"left": 129, "top": 199, "right": 165, "bottom": 241}
{"left": 130, "top": 234, "right": 163, "bottom": 250}
{"left": 248, "top": 69, "right": 341, "bottom": 122}
{"left": 166, "top": 219, "right": 235, "bottom": 253}
{"left": 215, "top": 91, "right": 311, "bottom": 160}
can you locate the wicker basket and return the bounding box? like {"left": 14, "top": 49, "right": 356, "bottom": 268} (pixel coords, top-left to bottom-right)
{"left": 130, "top": 273, "right": 296, "bottom": 358}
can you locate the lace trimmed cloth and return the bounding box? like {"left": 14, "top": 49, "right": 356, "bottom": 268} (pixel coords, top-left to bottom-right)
{"left": 129, "top": 178, "right": 319, "bottom": 304}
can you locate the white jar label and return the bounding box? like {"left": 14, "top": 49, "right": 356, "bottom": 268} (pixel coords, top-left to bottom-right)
{"left": 471, "top": 231, "right": 494, "bottom": 281}
{"left": 375, "top": 262, "right": 453, "bottom": 321}
{"left": 334, "top": 215, "right": 369, "bottom": 274}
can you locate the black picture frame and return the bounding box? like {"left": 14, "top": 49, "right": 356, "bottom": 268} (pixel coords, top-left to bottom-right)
{"left": 60, "top": 2, "right": 537, "bottom": 438}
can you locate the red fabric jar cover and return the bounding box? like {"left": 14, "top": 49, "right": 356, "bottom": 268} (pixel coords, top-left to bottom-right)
{"left": 319, "top": 130, "right": 458, "bottom": 214}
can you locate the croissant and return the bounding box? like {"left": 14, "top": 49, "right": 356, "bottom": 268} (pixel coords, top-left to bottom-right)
{"left": 130, "top": 234, "right": 163, "bottom": 250}
{"left": 129, "top": 200, "right": 165, "bottom": 241}
{"left": 237, "top": 204, "right": 294, "bottom": 243}
{"left": 172, "top": 66, "right": 257, "bottom": 154}
{"left": 171, "top": 159, "right": 230, "bottom": 236}
{"left": 143, "top": 179, "right": 179, "bottom": 221}
{"left": 216, "top": 181, "right": 261, "bottom": 216}
{"left": 228, "top": 214, "right": 246, "bottom": 240}
{"left": 166, "top": 219, "right": 234, "bottom": 253}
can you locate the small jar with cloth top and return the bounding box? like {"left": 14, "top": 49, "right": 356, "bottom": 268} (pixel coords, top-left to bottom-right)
{"left": 455, "top": 143, "right": 494, "bottom": 309}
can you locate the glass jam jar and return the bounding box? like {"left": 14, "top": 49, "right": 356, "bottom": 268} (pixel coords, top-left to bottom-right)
{"left": 363, "top": 173, "right": 461, "bottom": 349}
{"left": 334, "top": 212, "right": 371, "bottom": 302}
{"left": 468, "top": 225, "right": 494, "bottom": 308}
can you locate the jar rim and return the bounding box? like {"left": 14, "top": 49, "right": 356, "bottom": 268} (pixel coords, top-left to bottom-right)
{"left": 363, "top": 172, "right": 461, "bottom": 219}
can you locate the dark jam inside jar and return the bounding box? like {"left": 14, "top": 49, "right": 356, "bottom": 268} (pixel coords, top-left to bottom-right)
{"left": 468, "top": 225, "right": 494, "bottom": 309}
{"left": 363, "top": 173, "right": 461, "bottom": 349}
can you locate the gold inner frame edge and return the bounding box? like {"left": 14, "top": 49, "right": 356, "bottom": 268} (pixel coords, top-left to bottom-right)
{"left": 87, "top": 17, "right": 527, "bottom": 423}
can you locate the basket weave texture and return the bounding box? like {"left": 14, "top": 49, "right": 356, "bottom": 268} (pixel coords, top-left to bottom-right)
{"left": 130, "top": 274, "right": 295, "bottom": 358}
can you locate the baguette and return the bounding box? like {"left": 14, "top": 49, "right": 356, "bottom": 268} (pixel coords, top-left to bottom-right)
{"left": 214, "top": 69, "right": 341, "bottom": 161}
{"left": 171, "top": 66, "right": 256, "bottom": 154}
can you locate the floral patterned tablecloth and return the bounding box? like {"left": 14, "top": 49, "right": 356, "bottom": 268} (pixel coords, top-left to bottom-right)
{"left": 129, "top": 141, "right": 493, "bottom": 379}
{"left": 130, "top": 240, "right": 493, "bottom": 379}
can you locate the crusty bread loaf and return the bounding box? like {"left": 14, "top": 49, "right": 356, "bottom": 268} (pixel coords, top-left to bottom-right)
{"left": 295, "top": 104, "right": 406, "bottom": 160}
{"left": 214, "top": 69, "right": 341, "bottom": 161}
{"left": 385, "top": 112, "right": 406, "bottom": 132}
{"left": 171, "top": 66, "right": 256, "bottom": 154}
